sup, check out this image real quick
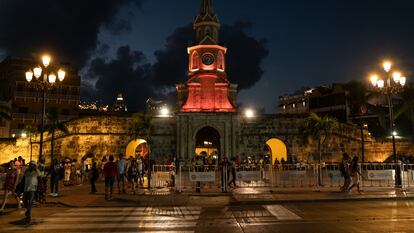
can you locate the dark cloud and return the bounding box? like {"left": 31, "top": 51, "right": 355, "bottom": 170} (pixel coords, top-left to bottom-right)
{"left": 0, "top": 0, "right": 143, "bottom": 67}
{"left": 86, "top": 21, "right": 268, "bottom": 111}
{"left": 87, "top": 46, "right": 153, "bottom": 111}
{"left": 151, "top": 21, "right": 269, "bottom": 90}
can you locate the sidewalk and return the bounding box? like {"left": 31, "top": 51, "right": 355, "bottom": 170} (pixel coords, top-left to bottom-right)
{"left": 1, "top": 181, "right": 414, "bottom": 210}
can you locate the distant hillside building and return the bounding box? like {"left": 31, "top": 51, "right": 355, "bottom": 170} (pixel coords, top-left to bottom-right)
{"left": 279, "top": 84, "right": 350, "bottom": 122}
{"left": 0, "top": 57, "right": 80, "bottom": 138}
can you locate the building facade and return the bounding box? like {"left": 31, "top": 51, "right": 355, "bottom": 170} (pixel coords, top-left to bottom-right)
{"left": 0, "top": 57, "right": 80, "bottom": 138}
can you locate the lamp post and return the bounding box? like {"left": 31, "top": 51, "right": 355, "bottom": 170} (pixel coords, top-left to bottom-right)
{"left": 369, "top": 61, "right": 407, "bottom": 186}
{"left": 25, "top": 55, "right": 66, "bottom": 162}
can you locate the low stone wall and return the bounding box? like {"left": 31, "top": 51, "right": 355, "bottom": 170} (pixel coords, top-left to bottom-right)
{"left": 0, "top": 114, "right": 412, "bottom": 164}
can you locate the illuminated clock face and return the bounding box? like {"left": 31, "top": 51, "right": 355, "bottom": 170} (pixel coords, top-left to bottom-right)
{"left": 202, "top": 53, "right": 215, "bottom": 66}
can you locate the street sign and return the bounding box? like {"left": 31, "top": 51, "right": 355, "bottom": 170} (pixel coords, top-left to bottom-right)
{"left": 236, "top": 171, "right": 261, "bottom": 181}
{"left": 366, "top": 170, "right": 395, "bottom": 180}
{"left": 155, "top": 172, "right": 171, "bottom": 181}
{"left": 189, "top": 172, "right": 215, "bottom": 182}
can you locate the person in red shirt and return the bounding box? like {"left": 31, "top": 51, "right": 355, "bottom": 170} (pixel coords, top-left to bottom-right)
{"left": 103, "top": 155, "right": 117, "bottom": 200}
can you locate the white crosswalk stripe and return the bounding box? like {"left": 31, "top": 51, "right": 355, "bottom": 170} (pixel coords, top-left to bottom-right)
{"left": 263, "top": 205, "right": 302, "bottom": 220}
{"left": 7, "top": 206, "right": 201, "bottom": 232}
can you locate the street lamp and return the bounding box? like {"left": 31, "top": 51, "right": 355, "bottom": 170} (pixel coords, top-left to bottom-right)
{"left": 369, "top": 60, "right": 407, "bottom": 186}
{"left": 25, "top": 55, "right": 66, "bottom": 162}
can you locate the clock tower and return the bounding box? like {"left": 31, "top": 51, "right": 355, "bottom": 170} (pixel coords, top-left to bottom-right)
{"left": 177, "top": 0, "right": 237, "bottom": 112}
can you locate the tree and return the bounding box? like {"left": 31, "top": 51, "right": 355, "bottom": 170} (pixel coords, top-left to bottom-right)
{"left": 128, "top": 111, "right": 153, "bottom": 188}
{"left": 305, "top": 113, "right": 339, "bottom": 161}
{"left": 45, "top": 107, "right": 69, "bottom": 162}
{"left": 394, "top": 86, "right": 414, "bottom": 139}
{"left": 0, "top": 100, "right": 11, "bottom": 122}
{"left": 23, "top": 125, "right": 38, "bottom": 161}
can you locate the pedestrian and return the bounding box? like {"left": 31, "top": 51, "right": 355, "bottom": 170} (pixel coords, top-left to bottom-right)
{"left": 103, "top": 155, "right": 117, "bottom": 200}
{"left": 117, "top": 154, "right": 127, "bottom": 194}
{"left": 80, "top": 158, "right": 87, "bottom": 185}
{"left": 137, "top": 156, "right": 143, "bottom": 185}
{"left": 348, "top": 156, "right": 362, "bottom": 193}
{"left": 49, "top": 159, "right": 61, "bottom": 197}
{"left": 340, "top": 153, "right": 351, "bottom": 192}
{"left": 127, "top": 158, "right": 138, "bottom": 194}
{"left": 89, "top": 162, "right": 99, "bottom": 194}
{"left": 23, "top": 161, "right": 41, "bottom": 224}
{"left": 0, "top": 161, "right": 21, "bottom": 212}
{"left": 227, "top": 158, "right": 237, "bottom": 188}
{"left": 63, "top": 160, "right": 71, "bottom": 186}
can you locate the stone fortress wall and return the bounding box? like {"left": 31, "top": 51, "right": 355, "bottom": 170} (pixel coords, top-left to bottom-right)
{"left": 0, "top": 114, "right": 412, "bottom": 164}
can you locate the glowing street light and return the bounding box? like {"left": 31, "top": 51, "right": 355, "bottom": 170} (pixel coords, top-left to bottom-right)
{"left": 159, "top": 107, "right": 170, "bottom": 117}
{"left": 245, "top": 109, "right": 255, "bottom": 118}
{"left": 24, "top": 54, "right": 67, "bottom": 162}
{"left": 368, "top": 60, "right": 408, "bottom": 186}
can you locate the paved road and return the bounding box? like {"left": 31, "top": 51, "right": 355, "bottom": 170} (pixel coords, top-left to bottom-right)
{"left": 2, "top": 200, "right": 414, "bottom": 233}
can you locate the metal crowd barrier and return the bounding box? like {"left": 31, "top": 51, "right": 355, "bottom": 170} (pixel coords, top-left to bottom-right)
{"left": 152, "top": 165, "right": 175, "bottom": 189}
{"left": 153, "top": 162, "right": 414, "bottom": 193}
{"left": 177, "top": 165, "right": 222, "bottom": 193}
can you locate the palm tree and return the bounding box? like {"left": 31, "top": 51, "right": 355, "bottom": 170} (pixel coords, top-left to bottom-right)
{"left": 45, "top": 107, "right": 69, "bottom": 162}
{"left": 0, "top": 100, "right": 11, "bottom": 123}
{"left": 394, "top": 86, "right": 414, "bottom": 139}
{"left": 128, "top": 111, "right": 153, "bottom": 188}
{"left": 305, "top": 112, "right": 339, "bottom": 163}
{"left": 23, "top": 125, "right": 38, "bottom": 161}
{"left": 305, "top": 112, "right": 339, "bottom": 185}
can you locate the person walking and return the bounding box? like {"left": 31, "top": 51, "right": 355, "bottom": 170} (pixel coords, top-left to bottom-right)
{"left": 137, "top": 157, "right": 143, "bottom": 186}
{"left": 23, "top": 161, "right": 41, "bottom": 224}
{"left": 0, "top": 161, "right": 20, "bottom": 212}
{"left": 117, "top": 154, "right": 127, "bottom": 194}
{"left": 63, "top": 160, "right": 71, "bottom": 186}
{"left": 348, "top": 156, "right": 362, "bottom": 193}
{"left": 49, "top": 159, "right": 61, "bottom": 197}
{"left": 103, "top": 155, "right": 117, "bottom": 200}
{"left": 227, "top": 158, "right": 237, "bottom": 188}
{"left": 89, "top": 162, "right": 99, "bottom": 194}
{"left": 340, "top": 153, "right": 351, "bottom": 192}
{"left": 127, "top": 158, "right": 139, "bottom": 194}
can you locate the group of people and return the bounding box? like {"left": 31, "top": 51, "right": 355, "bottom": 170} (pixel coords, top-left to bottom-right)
{"left": 99, "top": 154, "right": 145, "bottom": 200}
{"left": 340, "top": 153, "right": 361, "bottom": 193}
{"left": 1, "top": 158, "right": 43, "bottom": 224}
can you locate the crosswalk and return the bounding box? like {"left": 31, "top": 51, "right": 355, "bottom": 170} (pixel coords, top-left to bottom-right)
{"left": 7, "top": 205, "right": 302, "bottom": 232}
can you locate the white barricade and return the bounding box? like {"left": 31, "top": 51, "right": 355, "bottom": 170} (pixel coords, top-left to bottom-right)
{"left": 177, "top": 165, "right": 222, "bottom": 192}
{"left": 189, "top": 172, "right": 215, "bottom": 182}
{"left": 152, "top": 165, "right": 175, "bottom": 189}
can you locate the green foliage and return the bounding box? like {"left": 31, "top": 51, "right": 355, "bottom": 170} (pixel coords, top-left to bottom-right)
{"left": 304, "top": 112, "right": 339, "bottom": 144}
{"left": 128, "top": 112, "right": 152, "bottom": 141}
{"left": 45, "top": 107, "right": 69, "bottom": 135}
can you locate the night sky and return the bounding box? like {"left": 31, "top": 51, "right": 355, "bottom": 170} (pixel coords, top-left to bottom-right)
{"left": 1, "top": 0, "right": 414, "bottom": 112}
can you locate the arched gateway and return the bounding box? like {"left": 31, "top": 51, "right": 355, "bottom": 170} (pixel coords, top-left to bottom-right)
{"left": 264, "top": 138, "right": 288, "bottom": 165}
{"left": 194, "top": 126, "right": 220, "bottom": 158}
{"left": 125, "top": 139, "right": 149, "bottom": 158}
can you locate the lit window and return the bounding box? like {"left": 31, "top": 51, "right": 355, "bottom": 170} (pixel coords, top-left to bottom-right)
{"left": 293, "top": 104, "right": 296, "bottom": 108}
{"left": 190, "top": 52, "right": 199, "bottom": 71}
{"left": 303, "top": 101, "right": 306, "bottom": 107}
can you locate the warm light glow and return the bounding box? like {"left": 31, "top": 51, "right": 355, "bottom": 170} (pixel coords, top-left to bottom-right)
{"left": 393, "top": 72, "right": 401, "bottom": 83}
{"left": 33, "top": 66, "right": 42, "bottom": 78}
{"left": 48, "top": 73, "right": 57, "bottom": 84}
{"left": 21, "top": 133, "right": 27, "bottom": 138}
{"left": 58, "top": 69, "right": 65, "bottom": 82}
{"left": 42, "top": 55, "right": 51, "bottom": 67}
{"left": 245, "top": 109, "right": 255, "bottom": 118}
{"left": 377, "top": 79, "right": 385, "bottom": 89}
{"left": 383, "top": 61, "right": 392, "bottom": 72}
{"left": 25, "top": 70, "right": 33, "bottom": 82}
{"left": 400, "top": 77, "right": 406, "bottom": 86}
{"left": 160, "top": 107, "right": 170, "bottom": 116}
{"left": 392, "top": 131, "right": 398, "bottom": 136}
{"left": 370, "top": 75, "right": 378, "bottom": 86}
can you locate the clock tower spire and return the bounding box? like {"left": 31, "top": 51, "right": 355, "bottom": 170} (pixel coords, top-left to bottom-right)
{"left": 194, "top": 0, "right": 220, "bottom": 44}
{"left": 176, "top": 0, "right": 237, "bottom": 113}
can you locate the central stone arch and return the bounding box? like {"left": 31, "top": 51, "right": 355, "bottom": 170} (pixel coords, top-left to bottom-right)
{"left": 194, "top": 126, "right": 221, "bottom": 158}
